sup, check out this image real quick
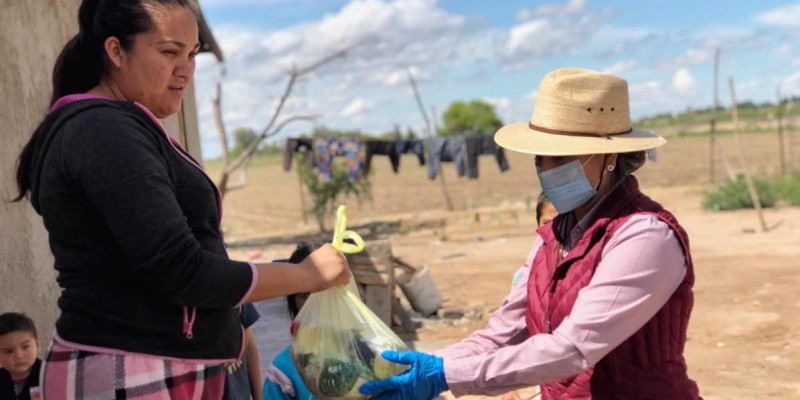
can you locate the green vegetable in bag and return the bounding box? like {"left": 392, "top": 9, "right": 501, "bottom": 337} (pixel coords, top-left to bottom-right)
{"left": 290, "top": 205, "right": 409, "bottom": 399}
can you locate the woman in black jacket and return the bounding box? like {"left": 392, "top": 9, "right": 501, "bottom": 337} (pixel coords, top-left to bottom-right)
{"left": 12, "top": 1, "right": 350, "bottom": 398}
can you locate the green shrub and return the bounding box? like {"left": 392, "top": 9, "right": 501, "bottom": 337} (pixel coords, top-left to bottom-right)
{"left": 771, "top": 174, "right": 800, "bottom": 206}
{"left": 297, "top": 157, "right": 371, "bottom": 232}
{"left": 703, "top": 175, "right": 776, "bottom": 211}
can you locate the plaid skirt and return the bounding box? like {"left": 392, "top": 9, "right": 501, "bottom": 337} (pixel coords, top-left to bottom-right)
{"left": 42, "top": 341, "right": 226, "bottom": 400}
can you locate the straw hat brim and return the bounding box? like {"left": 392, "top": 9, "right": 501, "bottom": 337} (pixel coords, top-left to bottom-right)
{"left": 494, "top": 121, "right": 666, "bottom": 156}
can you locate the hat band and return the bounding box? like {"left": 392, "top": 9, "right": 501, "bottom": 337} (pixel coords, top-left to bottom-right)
{"left": 528, "top": 123, "right": 632, "bottom": 138}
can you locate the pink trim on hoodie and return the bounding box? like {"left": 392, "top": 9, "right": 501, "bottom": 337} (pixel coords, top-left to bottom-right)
{"left": 49, "top": 94, "right": 224, "bottom": 223}
{"left": 50, "top": 93, "right": 112, "bottom": 112}
{"left": 235, "top": 263, "right": 260, "bottom": 307}
{"left": 128, "top": 101, "right": 225, "bottom": 223}
{"left": 53, "top": 331, "right": 237, "bottom": 365}
{"left": 50, "top": 94, "right": 249, "bottom": 362}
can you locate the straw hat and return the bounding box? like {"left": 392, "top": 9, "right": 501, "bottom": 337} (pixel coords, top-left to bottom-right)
{"left": 494, "top": 68, "right": 665, "bottom": 156}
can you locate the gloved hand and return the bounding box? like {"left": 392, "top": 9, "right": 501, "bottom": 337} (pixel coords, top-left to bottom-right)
{"left": 359, "top": 350, "right": 448, "bottom": 400}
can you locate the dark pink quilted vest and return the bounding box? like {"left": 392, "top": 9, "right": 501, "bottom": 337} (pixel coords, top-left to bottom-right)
{"left": 526, "top": 177, "right": 701, "bottom": 399}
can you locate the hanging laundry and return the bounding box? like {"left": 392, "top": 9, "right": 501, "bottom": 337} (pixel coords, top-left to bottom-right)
{"left": 283, "top": 137, "right": 315, "bottom": 172}
{"left": 316, "top": 137, "right": 364, "bottom": 182}
{"left": 395, "top": 139, "right": 425, "bottom": 167}
{"left": 364, "top": 140, "right": 400, "bottom": 174}
{"left": 464, "top": 134, "right": 510, "bottom": 179}
{"left": 427, "top": 136, "right": 465, "bottom": 180}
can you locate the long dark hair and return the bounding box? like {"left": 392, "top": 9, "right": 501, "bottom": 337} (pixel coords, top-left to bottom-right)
{"left": 12, "top": 0, "right": 196, "bottom": 202}
{"left": 285, "top": 242, "right": 323, "bottom": 318}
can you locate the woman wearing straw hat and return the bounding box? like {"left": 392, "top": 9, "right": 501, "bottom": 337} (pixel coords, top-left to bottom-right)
{"left": 360, "top": 68, "right": 702, "bottom": 399}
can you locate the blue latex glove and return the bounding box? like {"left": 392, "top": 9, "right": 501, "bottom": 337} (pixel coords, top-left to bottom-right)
{"left": 359, "top": 350, "right": 448, "bottom": 400}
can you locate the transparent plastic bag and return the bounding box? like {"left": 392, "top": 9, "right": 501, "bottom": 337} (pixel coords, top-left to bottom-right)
{"left": 290, "top": 206, "right": 409, "bottom": 399}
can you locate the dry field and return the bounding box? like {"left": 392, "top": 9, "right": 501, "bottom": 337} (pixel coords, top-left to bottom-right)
{"left": 211, "top": 132, "right": 800, "bottom": 399}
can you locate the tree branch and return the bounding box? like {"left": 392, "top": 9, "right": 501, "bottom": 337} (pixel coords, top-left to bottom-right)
{"left": 224, "top": 50, "right": 347, "bottom": 174}
{"left": 212, "top": 82, "right": 231, "bottom": 166}
{"left": 225, "top": 115, "right": 320, "bottom": 174}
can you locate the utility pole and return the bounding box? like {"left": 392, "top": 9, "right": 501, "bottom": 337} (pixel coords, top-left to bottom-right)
{"left": 710, "top": 48, "right": 720, "bottom": 182}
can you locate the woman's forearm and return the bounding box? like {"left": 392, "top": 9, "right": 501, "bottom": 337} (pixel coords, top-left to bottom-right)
{"left": 243, "top": 261, "right": 317, "bottom": 303}
{"left": 242, "top": 243, "right": 350, "bottom": 303}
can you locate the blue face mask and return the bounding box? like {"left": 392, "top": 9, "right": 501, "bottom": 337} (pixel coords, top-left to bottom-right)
{"left": 536, "top": 156, "right": 597, "bottom": 214}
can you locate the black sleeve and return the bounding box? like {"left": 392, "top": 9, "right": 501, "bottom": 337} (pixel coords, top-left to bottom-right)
{"left": 60, "top": 109, "right": 253, "bottom": 308}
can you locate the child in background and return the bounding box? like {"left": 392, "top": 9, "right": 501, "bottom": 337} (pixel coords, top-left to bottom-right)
{"left": 535, "top": 192, "right": 558, "bottom": 227}
{"left": 224, "top": 303, "right": 263, "bottom": 400}
{"left": 0, "top": 312, "right": 42, "bottom": 400}
{"left": 503, "top": 193, "right": 557, "bottom": 400}
{"left": 511, "top": 193, "right": 558, "bottom": 287}
{"left": 263, "top": 242, "right": 319, "bottom": 400}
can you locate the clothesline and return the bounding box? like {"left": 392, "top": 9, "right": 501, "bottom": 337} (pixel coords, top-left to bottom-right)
{"left": 282, "top": 135, "right": 510, "bottom": 181}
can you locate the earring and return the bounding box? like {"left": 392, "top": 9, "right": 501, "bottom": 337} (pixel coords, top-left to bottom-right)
{"left": 607, "top": 165, "right": 615, "bottom": 172}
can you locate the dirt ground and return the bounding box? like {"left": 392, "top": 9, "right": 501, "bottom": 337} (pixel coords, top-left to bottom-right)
{"left": 213, "top": 132, "right": 800, "bottom": 399}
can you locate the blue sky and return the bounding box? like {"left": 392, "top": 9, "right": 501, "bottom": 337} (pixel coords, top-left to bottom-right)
{"left": 193, "top": 0, "right": 800, "bottom": 159}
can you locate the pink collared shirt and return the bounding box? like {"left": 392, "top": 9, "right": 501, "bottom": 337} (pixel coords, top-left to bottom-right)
{"left": 436, "top": 213, "right": 687, "bottom": 397}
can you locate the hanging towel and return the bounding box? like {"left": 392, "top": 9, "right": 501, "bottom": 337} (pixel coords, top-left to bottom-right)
{"left": 464, "top": 134, "right": 510, "bottom": 179}
{"left": 283, "top": 137, "right": 315, "bottom": 172}
{"left": 364, "top": 140, "right": 400, "bottom": 174}
{"left": 427, "top": 136, "right": 465, "bottom": 180}
{"left": 316, "top": 137, "right": 363, "bottom": 181}
{"left": 395, "top": 139, "right": 426, "bottom": 166}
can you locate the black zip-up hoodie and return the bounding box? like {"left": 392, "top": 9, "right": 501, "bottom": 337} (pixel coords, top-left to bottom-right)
{"left": 28, "top": 97, "right": 253, "bottom": 360}
{"left": 0, "top": 359, "right": 41, "bottom": 400}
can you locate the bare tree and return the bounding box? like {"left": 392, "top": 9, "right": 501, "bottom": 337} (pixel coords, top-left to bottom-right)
{"left": 212, "top": 50, "right": 347, "bottom": 198}
{"left": 406, "top": 68, "right": 454, "bottom": 211}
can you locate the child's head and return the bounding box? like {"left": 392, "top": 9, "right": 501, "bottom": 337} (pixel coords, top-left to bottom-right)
{"left": 0, "top": 312, "right": 39, "bottom": 379}
{"left": 536, "top": 192, "right": 558, "bottom": 227}
{"left": 285, "top": 242, "right": 324, "bottom": 318}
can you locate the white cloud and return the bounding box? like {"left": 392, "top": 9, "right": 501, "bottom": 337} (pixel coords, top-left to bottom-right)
{"left": 483, "top": 97, "right": 511, "bottom": 111}
{"left": 629, "top": 80, "right": 663, "bottom": 98}
{"left": 199, "top": 0, "right": 319, "bottom": 7}
{"left": 482, "top": 95, "right": 533, "bottom": 125}
{"left": 756, "top": 3, "right": 800, "bottom": 27}
{"left": 190, "top": 0, "right": 798, "bottom": 159}
{"left": 366, "top": 66, "right": 431, "bottom": 87}
{"left": 194, "top": 0, "right": 482, "bottom": 158}
{"left": 516, "top": 0, "right": 587, "bottom": 21}
{"left": 602, "top": 59, "right": 637, "bottom": 76}
{"left": 502, "top": 9, "right": 611, "bottom": 67}
{"left": 773, "top": 43, "right": 792, "bottom": 56}
{"left": 627, "top": 80, "right": 678, "bottom": 117}
{"left": 205, "top": 0, "right": 471, "bottom": 86}
{"left": 591, "top": 26, "right": 658, "bottom": 58}
{"left": 672, "top": 68, "right": 696, "bottom": 95}
{"left": 783, "top": 72, "right": 800, "bottom": 94}
{"left": 657, "top": 46, "right": 714, "bottom": 69}
{"left": 341, "top": 98, "right": 374, "bottom": 117}
{"left": 506, "top": 20, "right": 550, "bottom": 55}
{"left": 654, "top": 27, "right": 768, "bottom": 69}
{"left": 194, "top": 0, "right": 622, "bottom": 151}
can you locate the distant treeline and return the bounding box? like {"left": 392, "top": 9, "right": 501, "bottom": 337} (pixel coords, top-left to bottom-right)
{"left": 222, "top": 98, "right": 800, "bottom": 161}
{"left": 636, "top": 96, "right": 800, "bottom": 129}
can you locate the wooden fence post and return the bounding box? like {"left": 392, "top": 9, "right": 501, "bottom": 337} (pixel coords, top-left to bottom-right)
{"left": 729, "top": 77, "right": 769, "bottom": 233}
